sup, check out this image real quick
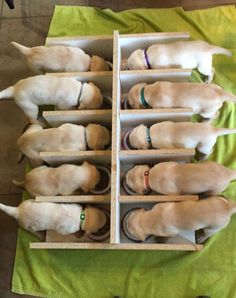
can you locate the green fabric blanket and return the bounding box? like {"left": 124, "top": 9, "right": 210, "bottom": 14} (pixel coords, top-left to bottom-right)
{"left": 12, "top": 5, "right": 236, "bottom": 298}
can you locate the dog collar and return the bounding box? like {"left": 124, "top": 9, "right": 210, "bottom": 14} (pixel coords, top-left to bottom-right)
{"left": 144, "top": 49, "right": 151, "bottom": 69}
{"left": 146, "top": 127, "right": 152, "bottom": 147}
{"left": 143, "top": 170, "right": 150, "bottom": 191}
{"left": 79, "top": 209, "right": 86, "bottom": 230}
{"left": 77, "top": 83, "right": 84, "bottom": 106}
{"left": 140, "top": 87, "right": 149, "bottom": 108}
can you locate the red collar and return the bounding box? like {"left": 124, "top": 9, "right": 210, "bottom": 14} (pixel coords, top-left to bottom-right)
{"left": 143, "top": 170, "right": 150, "bottom": 191}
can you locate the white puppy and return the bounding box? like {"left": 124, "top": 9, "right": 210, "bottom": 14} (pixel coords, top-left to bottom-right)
{"left": 126, "top": 81, "right": 236, "bottom": 119}
{"left": 0, "top": 200, "right": 107, "bottom": 238}
{"left": 11, "top": 41, "right": 110, "bottom": 73}
{"left": 124, "top": 196, "right": 236, "bottom": 242}
{"left": 124, "top": 161, "right": 236, "bottom": 195}
{"left": 13, "top": 161, "right": 100, "bottom": 196}
{"left": 127, "top": 40, "right": 231, "bottom": 82}
{"left": 17, "top": 123, "right": 111, "bottom": 166}
{"left": 128, "top": 121, "right": 236, "bottom": 156}
{"left": 0, "top": 75, "right": 103, "bottom": 123}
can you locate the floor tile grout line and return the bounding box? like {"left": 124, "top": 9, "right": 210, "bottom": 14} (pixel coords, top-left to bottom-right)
{"left": 1, "top": 15, "right": 53, "bottom": 19}
{"left": 0, "top": 193, "right": 23, "bottom": 197}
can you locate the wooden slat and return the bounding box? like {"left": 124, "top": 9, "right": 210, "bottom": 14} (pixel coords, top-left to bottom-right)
{"left": 45, "top": 35, "right": 113, "bottom": 60}
{"left": 119, "top": 195, "right": 198, "bottom": 203}
{"left": 110, "top": 30, "right": 121, "bottom": 244}
{"left": 35, "top": 194, "right": 110, "bottom": 203}
{"left": 40, "top": 150, "right": 111, "bottom": 166}
{"left": 120, "top": 108, "right": 193, "bottom": 126}
{"left": 43, "top": 109, "right": 112, "bottom": 127}
{"left": 120, "top": 68, "right": 192, "bottom": 92}
{"left": 30, "top": 242, "right": 203, "bottom": 251}
{"left": 119, "top": 148, "right": 195, "bottom": 163}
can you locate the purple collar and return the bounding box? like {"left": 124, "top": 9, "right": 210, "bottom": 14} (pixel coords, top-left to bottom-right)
{"left": 144, "top": 49, "right": 151, "bottom": 69}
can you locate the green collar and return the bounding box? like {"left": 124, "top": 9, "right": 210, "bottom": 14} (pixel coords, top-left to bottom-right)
{"left": 146, "top": 127, "right": 152, "bottom": 147}
{"left": 79, "top": 209, "right": 85, "bottom": 230}
{"left": 140, "top": 87, "right": 149, "bottom": 108}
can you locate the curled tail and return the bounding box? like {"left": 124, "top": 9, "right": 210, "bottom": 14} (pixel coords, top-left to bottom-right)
{"left": 215, "top": 128, "right": 236, "bottom": 137}
{"left": 0, "top": 86, "right": 14, "bottom": 100}
{"left": 11, "top": 41, "right": 31, "bottom": 56}
{"left": 12, "top": 179, "right": 25, "bottom": 190}
{"left": 0, "top": 203, "right": 19, "bottom": 219}
{"left": 210, "top": 45, "right": 232, "bottom": 56}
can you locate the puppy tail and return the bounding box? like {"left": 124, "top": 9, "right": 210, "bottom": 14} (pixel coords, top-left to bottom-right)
{"left": 12, "top": 179, "right": 25, "bottom": 190}
{"left": 215, "top": 128, "right": 236, "bottom": 137}
{"left": 0, "top": 86, "right": 14, "bottom": 100}
{"left": 11, "top": 41, "right": 31, "bottom": 56}
{"left": 0, "top": 203, "right": 19, "bottom": 219}
{"left": 210, "top": 45, "right": 232, "bottom": 56}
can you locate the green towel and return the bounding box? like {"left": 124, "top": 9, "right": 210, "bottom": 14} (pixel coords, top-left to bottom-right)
{"left": 12, "top": 5, "right": 236, "bottom": 298}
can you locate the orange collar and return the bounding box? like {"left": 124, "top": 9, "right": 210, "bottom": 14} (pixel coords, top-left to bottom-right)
{"left": 143, "top": 170, "right": 150, "bottom": 191}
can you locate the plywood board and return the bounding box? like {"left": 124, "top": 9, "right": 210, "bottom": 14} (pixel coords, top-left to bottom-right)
{"left": 46, "top": 35, "right": 113, "bottom": 60}
{"left": 40, "top": 150, "right": 111, "bottom": 166}
{"left": 43, "top": 109, "right": 112, "bottom": 127}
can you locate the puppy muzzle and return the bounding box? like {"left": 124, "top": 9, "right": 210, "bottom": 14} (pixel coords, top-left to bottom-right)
{"left": 90, "top": 166, "right": 111, "bottom": 194}
{"left": 122, "top": 169, "right": 151, "bottom": 195}
{"left": 87, "top": 207, "right": 110, "bottom": 242}
{"left": 121, "top": 207, "right": 151, "bottom": 242}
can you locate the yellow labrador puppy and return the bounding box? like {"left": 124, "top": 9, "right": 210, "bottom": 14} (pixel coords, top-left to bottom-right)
{"left": 11, "top": 41, "right": 110, "bottom": 73}
{"left": 0, "top": 199, "right": 106, "bottom": 238}
{"left": 128, "top": 121, "right": 236, "bottom": 156}
{"left": 124, "top": 196, "right": 236, "bottom": 242}
{"left": 126, "top": 81, "right": 236, "bottom": 119}
{"left": 127, "top": 40, "right": 231, "bottom": 83}
{"left": 124, "top": 161, "right": 236, "bottom": 195}
{"left": 0, "top": 75, "right": 103, "bottom": 123}
{"left": 17, "top": 123, "right": 111, "bottom": 166}
{"left": 13, "top": 161, "right": 100, "bottom": 196}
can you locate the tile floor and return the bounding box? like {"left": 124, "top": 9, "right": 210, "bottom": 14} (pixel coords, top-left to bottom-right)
{"left": 0, "top": 0, "right": 235, "bottom": 297}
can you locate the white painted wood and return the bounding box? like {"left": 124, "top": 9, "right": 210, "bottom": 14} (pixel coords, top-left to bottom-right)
{"left": 110, "top": 31, "right": 121, "bottom": 244}
{"left": 119, "top": 149, "right": 195, "bottom": 163}
{"left": 120, "top": 69, "right": 191, "bottom": 92}
{"left": 30, "top": 242, "right": 203, "bottom": 251}
{"left": 43, "top": 110, "right": 112, "bottom": 127}
{"left": 119, "top": 195, "right": 198, "bottom": 203}
{"left": 120, "top": 32, "right": 190, "bottom": 58}
{"left": 40, "top": 150, "right": 111, "bottom": 166}
{"left": 120, "top": 109, "right": 193, "bottom": 126}
{"left": 35, "top": 194, "right": 110, "bottom": 203}
{"left": 46, "top": 35, "right": 113, "bottom": 60}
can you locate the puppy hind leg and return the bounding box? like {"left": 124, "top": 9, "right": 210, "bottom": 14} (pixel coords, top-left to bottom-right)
{"left": 197, "top": 139, "right": 216, "bottom": 159}
{"left": 197, "top": 225, "right": 226, "bottom": 243}
{"left": 15, "top": 101, "right": 39, "bottom": 124}
{"left": 198, "top": 55, "right": 214, "bottom": 83}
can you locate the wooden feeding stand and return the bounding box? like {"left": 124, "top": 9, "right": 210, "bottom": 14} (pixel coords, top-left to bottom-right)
{"left": 30, "top": 31, "right": 203, "bottom": 251}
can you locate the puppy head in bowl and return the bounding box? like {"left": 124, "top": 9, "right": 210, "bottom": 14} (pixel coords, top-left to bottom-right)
{"left": 124, "top": 165, "right": 150, "bottom": 195}
{"left": 129, "top": 124, "right": 150, "bottom": 150}
{"left": 127, "top": 49, "right": 147, "bottom": 70}
{"left": 83, "top": 205, "right": 107, "bottom": 235}
{"left": 79, "top": 82, "right": 103, "bottom": 110}
{"left": 80, "top": 161, "right": 100, "bottom": 193}
{"left": 127, "top": 83, "right": 147, "bottom": 109}
{"left": 86, "top": 124, "right": 111, "bottom": 150}
{"left": 90, "top": 55, "right": 110, "bottom": 71}
{"left": 123, "top": 207, "right": 147, "bottom": 242}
